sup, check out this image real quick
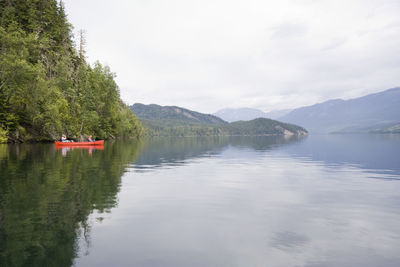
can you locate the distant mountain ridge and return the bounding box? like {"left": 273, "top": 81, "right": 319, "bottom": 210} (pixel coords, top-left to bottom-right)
{"left": 214, "top": 107, "right": 292, "bottom": 122}
{"left": 130, "top": 103, "right": 307, "bottom": 137}
{"left": 214, "top": 87, "right": 400, "bottom": 134}
{"left": 214, "top": 108, "right": 269, "bottom": 122}
{"left": 279, "top": 87, "right": 400, "bottom": 133}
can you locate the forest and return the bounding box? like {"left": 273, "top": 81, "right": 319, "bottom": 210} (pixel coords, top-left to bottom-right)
{"left": 0, "top": 0, "right": 143, "bottom": 143}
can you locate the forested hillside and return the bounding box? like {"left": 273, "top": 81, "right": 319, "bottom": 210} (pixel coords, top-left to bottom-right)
{"left": 131, "top": 103, "right": 226, "bottom": 125}
{"left": 227, "top": 118, "right": 307, "bottom": 136}
{"left": 131, "top": 103, "right": 307, "bottom": 137}
{"left": 0, "top": 0, "right": 143, "bottom": 143}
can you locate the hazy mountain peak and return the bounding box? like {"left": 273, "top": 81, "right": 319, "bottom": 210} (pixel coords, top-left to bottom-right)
{"left": 279, "top": 87, "right": 400, "bottom": 133}
{"left": 214, "top": 107, "right": 269, "bottom": 122}
{"left": 214, "top": 107, "right": 293, "bottom": 122}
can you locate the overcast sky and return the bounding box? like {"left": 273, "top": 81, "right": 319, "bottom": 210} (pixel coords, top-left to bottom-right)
{"left": 65, "top": 0, "right": 400, "bottom": 113}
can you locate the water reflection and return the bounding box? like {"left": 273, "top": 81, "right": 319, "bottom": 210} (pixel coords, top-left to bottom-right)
{"left": 0, "top": 141, "right": 141, "bottom": 266}
{"left": 270, "top": 231, "right": 310, "bottom": 250}
{"left": 74, "top": 135, "right": 400, "bottom": 267}
{"left": 56, "top": 145, "right": 104, "bottom": 157}
{"left": 1, "top": 135, "right": 400, "bottom": 267}
{"left": 132, "top": 135, "right": 305, "bottom": 171}
{"left": 133, "top": 134, "right": 400, "bottom": 176}
{"left": 275, "top": 134, "right": 400, "bottom": 175}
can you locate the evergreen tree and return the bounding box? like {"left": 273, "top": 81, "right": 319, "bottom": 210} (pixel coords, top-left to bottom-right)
{"left": 0, "top": 0, "right": 143, "bottom": 142}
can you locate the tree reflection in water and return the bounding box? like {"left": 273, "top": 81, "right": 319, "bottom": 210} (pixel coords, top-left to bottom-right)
{"left": 0, "top": 141, "right": 142, "bottom": 267}
{"left": 0, "top": 136, "right": 305, "bottom": 266}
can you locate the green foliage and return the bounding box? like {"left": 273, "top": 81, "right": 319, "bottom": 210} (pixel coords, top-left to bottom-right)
{"left": 0, "top": 128, "right": 7, "bottom": 143}
{"left": 0, "top": 0, "right": 142, "bottom": 142}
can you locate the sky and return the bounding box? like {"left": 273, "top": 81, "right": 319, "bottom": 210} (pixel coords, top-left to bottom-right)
{"left": 64, "top": 0, "right": 400, "bottom": 113}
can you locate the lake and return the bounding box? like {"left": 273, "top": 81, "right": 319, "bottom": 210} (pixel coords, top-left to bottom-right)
{"left": 1, "top": 134, "right": 400, "bottom": 267}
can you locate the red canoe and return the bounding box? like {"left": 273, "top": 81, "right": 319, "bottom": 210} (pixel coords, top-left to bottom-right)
{"left": 55, "top": 145, "right": 104, "bottom": 151}
{"left": 55, "top": 140, "right": 104, "bottom": 146}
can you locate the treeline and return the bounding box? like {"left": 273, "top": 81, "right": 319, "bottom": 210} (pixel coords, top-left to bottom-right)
{"left": 227, "top": 118, "right": 308, "bottom": 136}
{"left": 141, "top": 118, "right": 308, "bottom": 137}
{"left": 141, "top": 119, "right": 226, "bottom": 137}
{"left": 0, "top": 0, "right": 143, "bottom": 143}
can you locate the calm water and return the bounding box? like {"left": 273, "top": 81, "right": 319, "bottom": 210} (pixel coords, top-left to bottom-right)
{"left": 1, "top": 135, "right": 400, "bottom": 267}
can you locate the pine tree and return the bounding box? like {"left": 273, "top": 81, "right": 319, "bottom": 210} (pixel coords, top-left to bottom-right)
{"left": 0, "top": 0, "right": 143, "bottom": 142}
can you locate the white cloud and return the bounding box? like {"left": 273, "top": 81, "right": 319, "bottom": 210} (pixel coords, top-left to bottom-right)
{"left": 65, "top": 0, "right": 400, "bottom": 113}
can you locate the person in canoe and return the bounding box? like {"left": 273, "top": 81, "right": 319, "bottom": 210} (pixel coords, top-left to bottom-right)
{"left": 61, "top": 134, "right": 73, "bottom": 142}
{"left": 88, "top": 135, "right": 95, "bottom": 142}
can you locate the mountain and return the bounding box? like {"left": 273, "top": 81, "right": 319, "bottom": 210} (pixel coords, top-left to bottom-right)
{"left": 131, "top": 103, "right": 226, "bottom": 125}
{"left": 227, "top": 118, "right": 307, "bottom": 136}
{"left": 214, "top": 108, "right": 269, "bottom": 122}
{"left": 130, "top": 104, "right": 307, "bottom": 137}
{"left": 214, "top": 107, "right": 293, "bottom": 122}
{"left": 265, "top": 109, "right": 293, "bottom": 120}
{"left": 279, "top": 87, "right": 400, "bottom": 134}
